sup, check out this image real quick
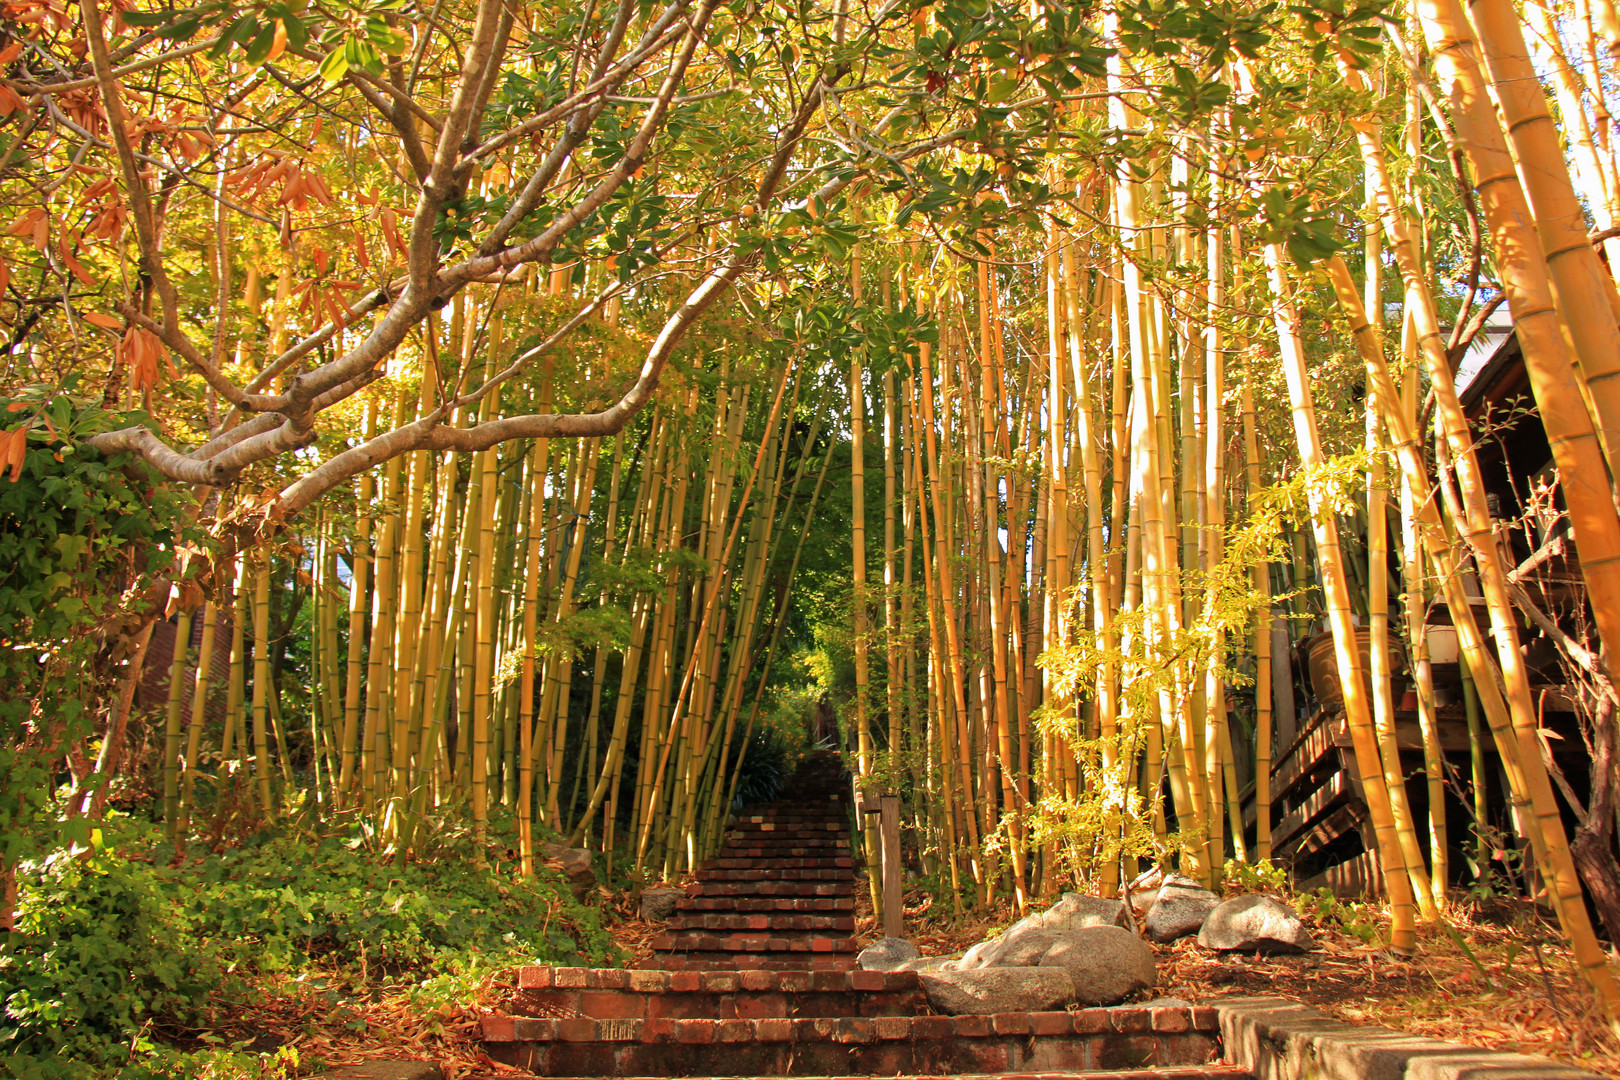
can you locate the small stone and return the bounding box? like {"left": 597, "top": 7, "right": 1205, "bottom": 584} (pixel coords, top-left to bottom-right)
{"left": 1143, "top": 879, "right": 1220, "bottom": 943}
{"left": 538, "top": 843, "right": 596, "bottom": 899}
{"left": 639, "top": 887, "right": 685, "bottom": 922}
{"left": 1038, "top": 925, "right": 1156, "bottom": 1006}
{"left": 1198, "top": 894, "right": 1315, "bottom": 954}
{"left": 918, "top": 967, "right": 1077, "bottom": 1015}
{"left": 857, "top": 937, "right": 921, "bottom": 971}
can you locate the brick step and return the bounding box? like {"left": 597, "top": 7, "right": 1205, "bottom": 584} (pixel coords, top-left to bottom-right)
{"left": 676, "top": 895, "right": 855, "bottom": 913}
{"left": 650, "top": 932, "right": 861, "bottom": 953}
{"left": 724, "top": 834, "right": 852, "bottom": 847}
{"left": 689, "top": 880, "right": 856, "bottom": 898}
{"left": 717, "top": 843, "right": 854, "bottom": 858}
{"left": 512, "top": 968, "right": 924, "bottom": 1020}
{"left": 482, "top": 1005, "right": 1223, "bottom": 1076}
{"left": 728, "top": 823, "right": 850, "bottom": 836}
{"left": 732, "top": 819, "right": 848, "bottom": 829}
{"left": 640, "top": 953, "right": 860, "bottom": 971}
{"left": 665, "top": 912, "right": 856, "bottom": 932}
{"left": 695, "top": 867, "right": 855, "bottom": 883}
{"left": 718, "top": 842, "right": 853, "bottom": 857}
{"left": 704, "top": 857, "right": 854, "bottom": 870}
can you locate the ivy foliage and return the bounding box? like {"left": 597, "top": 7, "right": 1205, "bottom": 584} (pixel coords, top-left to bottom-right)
{"left": 1, "top": 818, "right": 619, "bottom": 1070}
{"left": 0, "top": 391, "right": 192, "bottom": 865}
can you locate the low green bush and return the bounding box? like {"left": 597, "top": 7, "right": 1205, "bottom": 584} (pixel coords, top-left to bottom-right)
{"left": 1, "top": 847, "right": 220, "bottom": 1062}
{"left": 1, "top": 818, "right": 621, "bottom": 1075}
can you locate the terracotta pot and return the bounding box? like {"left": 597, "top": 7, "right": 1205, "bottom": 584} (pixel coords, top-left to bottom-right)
{"left": 1305, "top": 627, "right": 1407, "bottom": 709}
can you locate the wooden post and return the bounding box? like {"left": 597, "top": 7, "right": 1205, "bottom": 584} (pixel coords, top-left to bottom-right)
{"left": 880, "top": 794, "right": 903, "bottom": 938}
{"left": 855, "top": 782, "right": 906, "bottom": 939}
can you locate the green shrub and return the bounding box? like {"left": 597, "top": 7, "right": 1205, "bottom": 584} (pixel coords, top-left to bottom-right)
{"left": 0, "top": 848, "right": 220, "bottom": 1061}
{"left": 186, "top": 829, "right": 619, "bottom": 972}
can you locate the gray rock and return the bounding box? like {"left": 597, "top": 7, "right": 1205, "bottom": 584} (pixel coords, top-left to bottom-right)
{"left": 1198, "top": 894, "right": 1314, "bottom": 954}
{"left": 959, "top": 926, "right": 1061, "bottom": 970}
{"left": 538, "top": 842, "right": 596, "bottom": 899}
{"left": 1037, "top": 925, "right": 1156, "bottom": 1006}
{"left": 999, "top": 893, "right": 1130, "bottom": 943}
{"left": 857, "top": 936, "right": 921, "bottom": 971}
{"left": 919, "top": 967, "right": 1078, "bottom": 1015}
{"left": 1143, "top": 878, "right": 1220, "bottom": 943}
{"left": 1036, "top": 892, "right": 1131, "bottom": 932}
{"left": 896, "top": 954, "right": 961, "bottom": 971}
{"left": 1121, "top": 867, "right": 1167, "bottom": 914}
{"left": 955, "top": 936, "right": 1002, "bottom": 970}
{"left": 639, "top": 886, "right": 685, "bottom": 922}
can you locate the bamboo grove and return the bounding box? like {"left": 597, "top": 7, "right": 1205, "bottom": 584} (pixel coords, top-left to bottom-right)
{"left": 12, "top": 0, "right": 1620, "bottom": 1028}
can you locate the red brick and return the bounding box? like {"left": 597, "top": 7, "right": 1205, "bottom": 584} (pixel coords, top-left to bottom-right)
{"left": 754, "top": 1018, "right": 793, "bottom": 1042}
{"left": 554, "top": 967, "right": 589, "bottom": 989}
{"left": 700, "top": 972, "right": 741, "bottom": 993}
{"left": 642, "top": 1018, "right": 679, "bottom": 1043}
{"left": 669, "top": 972, "right": 702, "bottom": 992}
{"left": 992, "top": 1011, "right": 1031, "bottom": 1035}
{"left": 961, "top": 1043, "right": 1010, "bottom": 1072}
{"left": 788, "top": 1017, "right": 822, "bottom": 1042}
{"left": 731, "top": 993, "right": 788, "bottom": 1019}
{"left": 516, "top": 966, "right": 551, "bottom": 989}
{"left": 910, "top": 1016, "right": 953, "bottom": 1040}
{"left": 1151, "top": 1006, "right": 1192, "bottom": 1033}
{"left": 480, "top": 1015, "right": 516, "bottom": 1041}
{"left": 595, "top": 1019, "right": 642, "bottom": 1041}
{"left": 674, "top": 1019, "right": 716, "bottom": 1044}
{"left": 1029, "top": 1010, "right": 1073, "bottom": 1035}
{"left": 953, "top": 1015, "right": 991, "bottom": 1037}
{"left": 873, "top": 1016, "right": 911, "bottom": 1040}
{"left": 1190, "top": 1005, "right": 1219, "bottom": 1031}
{"left": 829, "top": 1018, "right": 875, "bottom": 1044}
{"left": 849, "top": 970, "right": 885, "bottom": 991}
{"left": 739, "top": 970, "right": 775, "bottom": 991}
{"left": 716, "top": 1018, "right": 752, "bottom": 1042}
{"left": 558, "top": 1018, "right": 597, "bottom": 1042}
{"left": 579, "top": 990, "right": 643, "bottom": 1020}
{"left": 1071, "top": 1009, "right": 1112, "bottom": 1034}
{"left": 596, "top": 969, "right": 629, "bottom": 990}
{"left": 1110, "top": 1007, "right": 1150, "bottom": 1033}
{"left": 810, "top": 970, "right": 844, "bottom": 992}
{"left": 511, "top": 1018, "right": 558, "bottom": 1041}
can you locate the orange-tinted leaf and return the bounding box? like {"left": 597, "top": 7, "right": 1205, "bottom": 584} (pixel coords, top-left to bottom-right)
{"left": 61, "top": 247, "right": 94, "bottom": 287}
{"left": 267, "top": 19, "right": 287, "bottom": 62}
{"left": 5, "top": 401, "right": 24, "bottom": 411}
{"left": 2, "top": 426, "right": 26, "bottom": 481}
{"left": 83, "top": 312, "right": 121, "bottom": 331}
{"left": 0, "top": 42, "right": 23, "bottom": 63}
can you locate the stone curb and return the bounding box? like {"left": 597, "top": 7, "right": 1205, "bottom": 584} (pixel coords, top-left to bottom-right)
{"left": 1215, "top": 995, "right": 1605, "bottom": 1080}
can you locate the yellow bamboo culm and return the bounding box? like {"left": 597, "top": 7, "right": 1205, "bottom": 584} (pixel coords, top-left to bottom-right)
{"left": 1265, "top": 245, "right": 1417, "bottom": 952}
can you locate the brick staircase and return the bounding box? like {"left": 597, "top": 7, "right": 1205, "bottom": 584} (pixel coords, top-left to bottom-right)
{"left": 645, "top": 750, "right": 860, "bottom": 972}
{"left": 482, "top": 751, "right": 1247, "bottom": 1078}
